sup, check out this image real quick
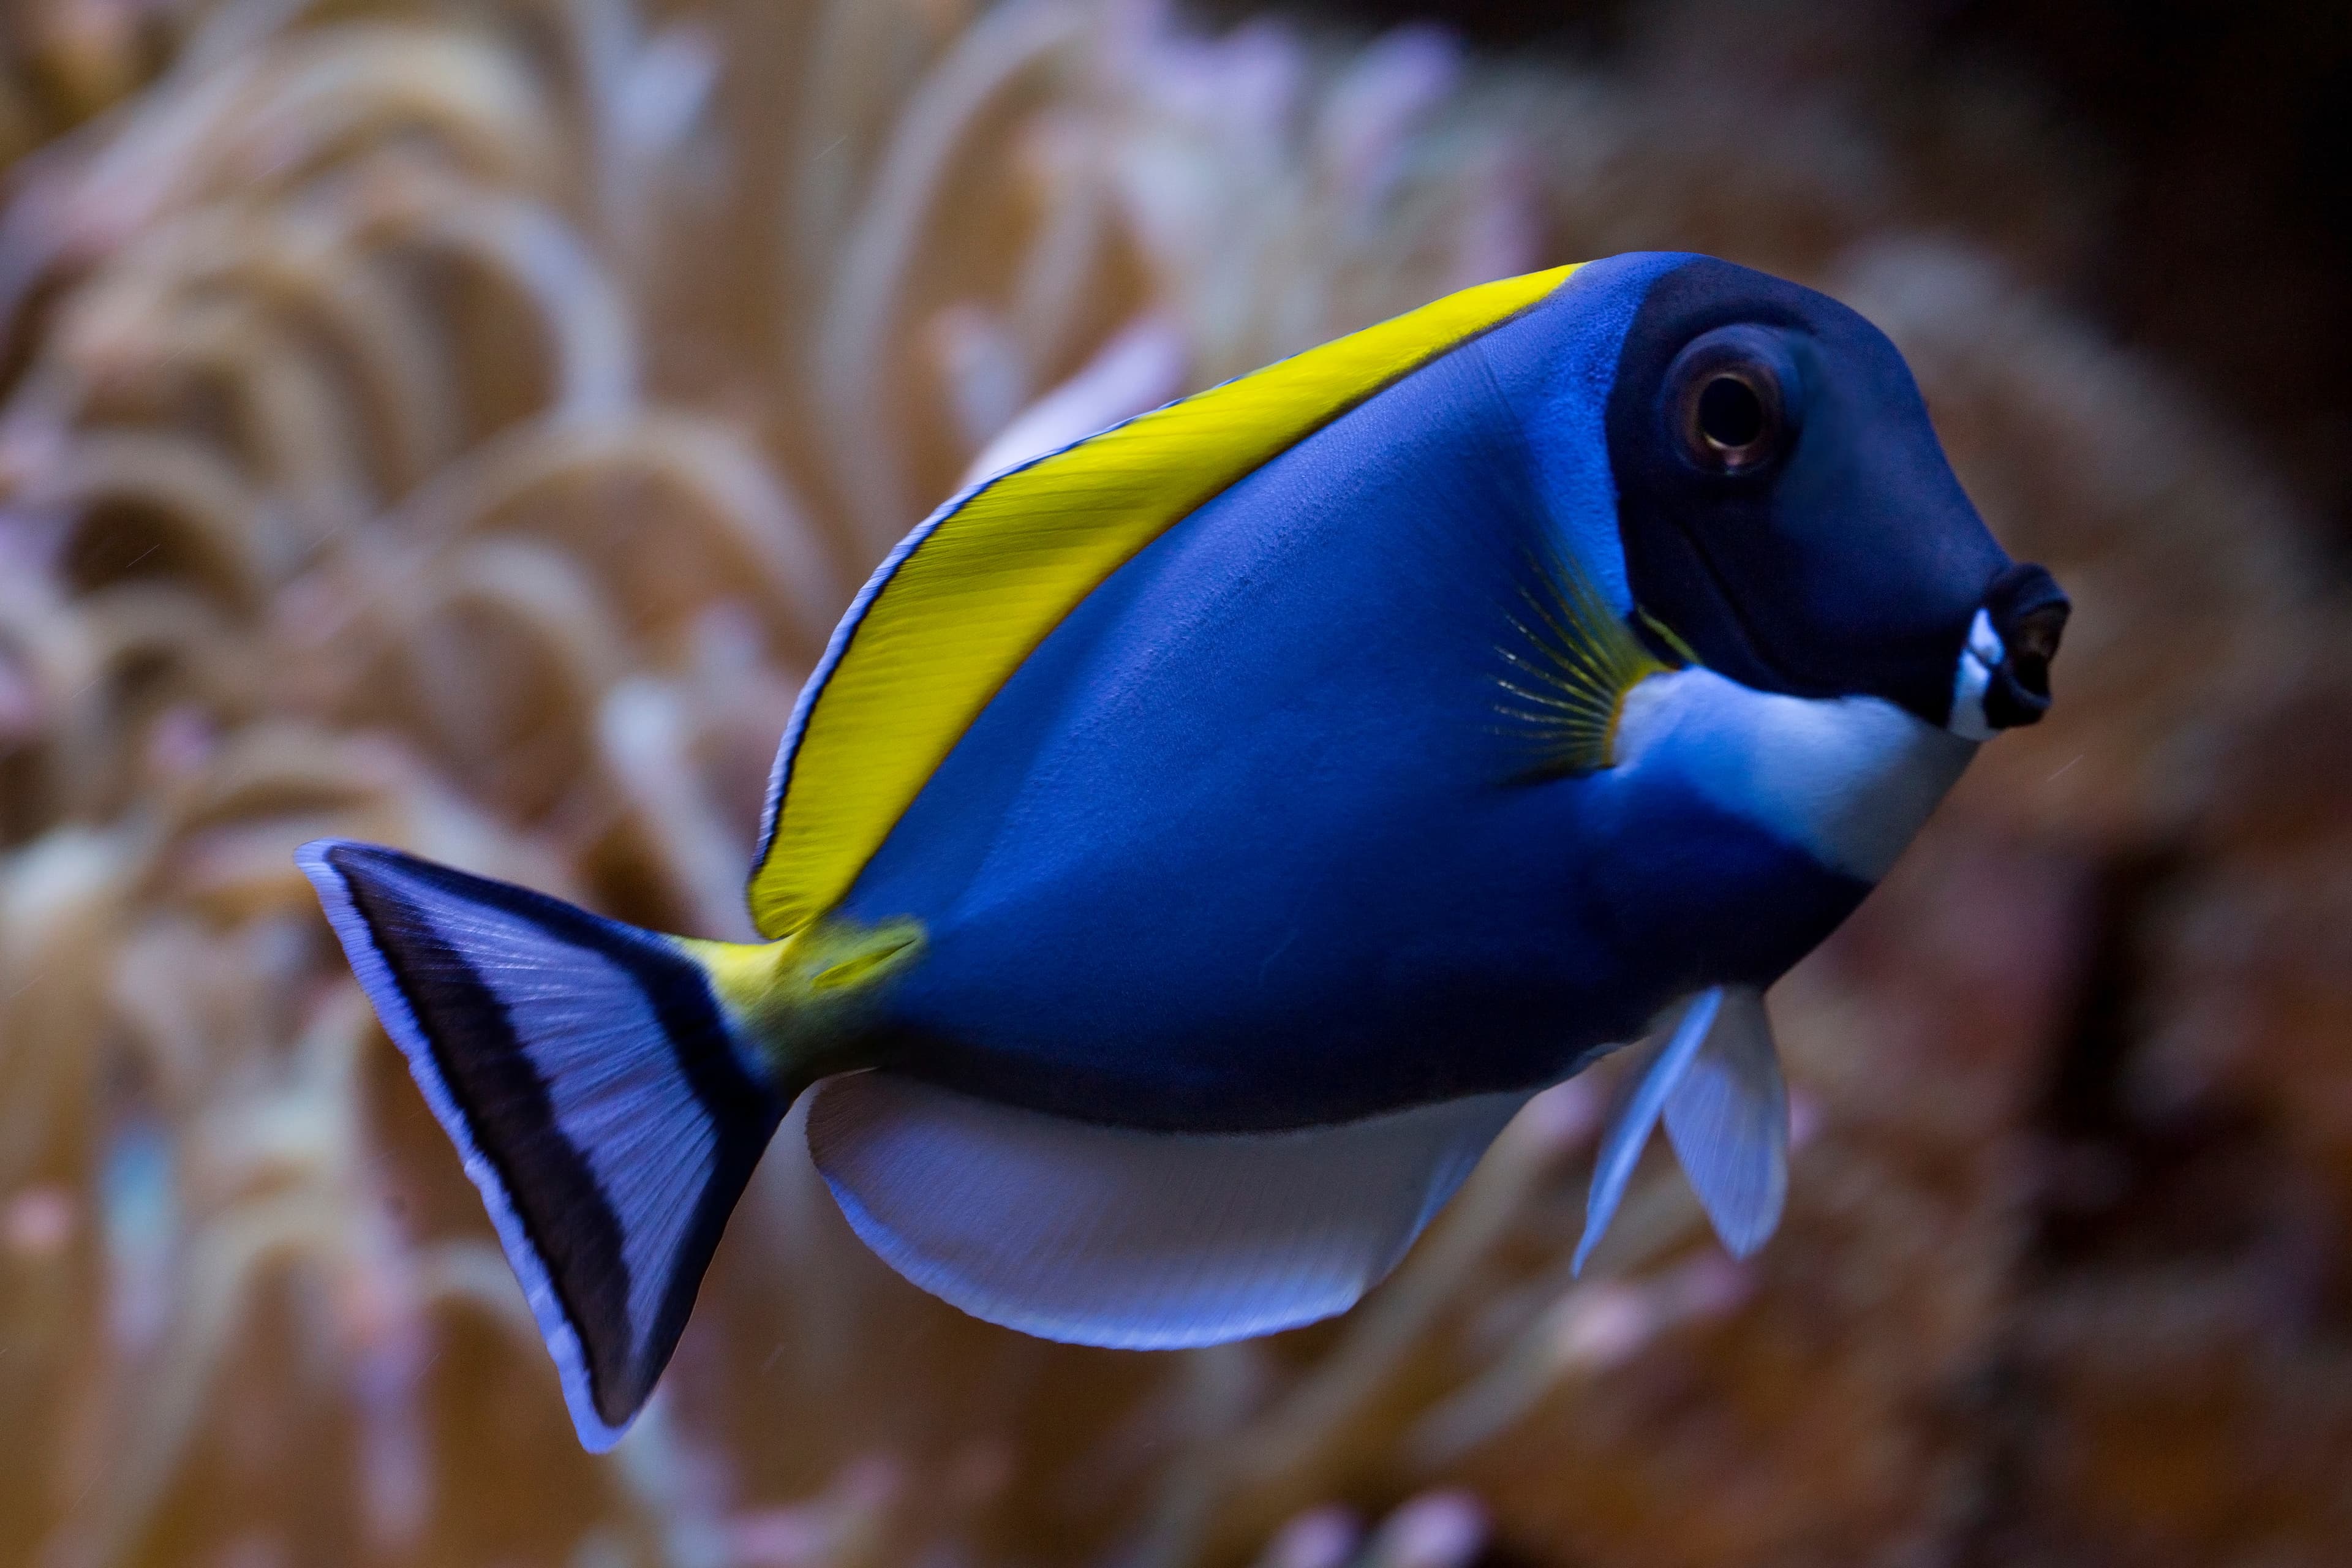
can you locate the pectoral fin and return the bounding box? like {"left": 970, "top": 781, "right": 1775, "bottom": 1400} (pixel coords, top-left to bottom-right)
{"left": 1572, "top": 986, "right": 1790, "bottom": 1273}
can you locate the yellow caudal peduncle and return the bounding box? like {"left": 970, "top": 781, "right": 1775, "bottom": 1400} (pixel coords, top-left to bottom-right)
{"left": 673, "top": 916, "right": 927, "bottom": 1085}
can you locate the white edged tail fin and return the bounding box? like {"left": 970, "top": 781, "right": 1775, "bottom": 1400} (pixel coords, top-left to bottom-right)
{"left": 296, "top": 839, "right": 786, "bottom": 1450}
{"left": 807, "top": 1072, "right": 1528, "bottom": 1348}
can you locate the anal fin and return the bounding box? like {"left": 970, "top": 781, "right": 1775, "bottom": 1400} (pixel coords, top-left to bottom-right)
{"left": 806, "top": 1074, "right": 1529, "bottom": 1348}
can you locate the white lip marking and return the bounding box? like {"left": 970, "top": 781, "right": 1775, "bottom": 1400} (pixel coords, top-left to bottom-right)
{"left": 1615, "top": 668, "right": 1978, "bottom": 882}
{"left": 1948, "top": 608, "right": 2005, "bottom": 741}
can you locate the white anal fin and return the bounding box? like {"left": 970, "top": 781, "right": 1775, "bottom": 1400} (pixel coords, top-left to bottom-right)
{"left": 1574, "top": 985, "right": 1789, "bottom": 1273}
{"left": 806, "top": 1074, "right": 1529, "bottom": 1349}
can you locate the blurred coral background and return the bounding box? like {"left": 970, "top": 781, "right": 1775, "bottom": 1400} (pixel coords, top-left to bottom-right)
{"left": 1, "top": 1, "right": 2348, "bottom": 1564}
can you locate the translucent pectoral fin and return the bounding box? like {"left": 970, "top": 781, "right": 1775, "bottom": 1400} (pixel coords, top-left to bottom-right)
{"left": 1661, "top": 985, "right": 1788, "bottom": 1257}
{"left": 1572, "top": 988, "right": 1722, "bottom": 1275}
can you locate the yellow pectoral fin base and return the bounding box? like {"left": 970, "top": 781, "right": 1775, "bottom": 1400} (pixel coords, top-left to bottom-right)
{"left": 748, "top": 264, "right": 1582, "bottom": 939}
{"left": 677, "top": 916, "right": 927, "bottom": 1082}
{"left": 1494, "top": 541, "right": 1666, "bottom": 777}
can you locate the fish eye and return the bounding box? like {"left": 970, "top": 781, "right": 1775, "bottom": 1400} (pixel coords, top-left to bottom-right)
{"left": 1665, "top": 326, "right": 1799, "bottom": 477}
{"left": 1697, "top": 374, "right": 1765, "bottom": 449}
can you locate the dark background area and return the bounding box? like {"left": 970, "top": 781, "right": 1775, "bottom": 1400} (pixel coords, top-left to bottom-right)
{"left": 1213, "top": 0, "right": 2352, "bottom": 554}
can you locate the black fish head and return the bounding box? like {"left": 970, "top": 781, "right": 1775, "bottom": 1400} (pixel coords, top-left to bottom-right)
{"left": 1603, "top": 255, "right": 2067, "bottom": 734}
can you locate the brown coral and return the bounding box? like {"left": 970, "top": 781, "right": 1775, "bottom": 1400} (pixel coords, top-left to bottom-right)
{"left": 0, "top": 3, "right": 2346, "bottom": 1566}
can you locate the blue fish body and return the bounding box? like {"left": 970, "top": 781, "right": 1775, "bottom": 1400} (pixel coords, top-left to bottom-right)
{"left": 844, "top": 258, "right": 1871, "bottom": 1128}
{"left": 297, "top": 254, "right": 2071, "bottom": 1448}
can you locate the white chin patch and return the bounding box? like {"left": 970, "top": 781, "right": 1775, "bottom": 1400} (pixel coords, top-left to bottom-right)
{"left": 1948, "top": 608, "right": 2005, "bottom": 741}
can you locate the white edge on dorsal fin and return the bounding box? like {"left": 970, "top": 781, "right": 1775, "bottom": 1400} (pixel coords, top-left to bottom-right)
{"left": 805, "top": 1074, "right": 1531, "bottom": 1349}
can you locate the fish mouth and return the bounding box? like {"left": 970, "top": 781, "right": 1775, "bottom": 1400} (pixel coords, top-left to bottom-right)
{"left": 1950, "top": 561, "right": 2070, "bottom": 738}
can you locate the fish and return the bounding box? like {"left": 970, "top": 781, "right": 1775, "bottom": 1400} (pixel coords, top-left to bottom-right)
{"left": 297, "top": 253, "right": 2070, "bottom": 1450}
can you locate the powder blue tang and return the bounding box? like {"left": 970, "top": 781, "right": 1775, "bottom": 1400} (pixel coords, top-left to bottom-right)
{"left": 297, "top": 253, "right": 2071, "bottom": 1450}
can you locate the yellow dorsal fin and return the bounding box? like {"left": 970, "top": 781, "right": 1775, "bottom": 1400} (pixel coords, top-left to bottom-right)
{"left": 748, "top": 264, "right": 1581, "bottom": 939}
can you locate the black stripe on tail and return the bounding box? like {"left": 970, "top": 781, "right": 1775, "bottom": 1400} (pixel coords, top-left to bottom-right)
{"left": 298, "top": 840, "right": 785, "bottom": 1449}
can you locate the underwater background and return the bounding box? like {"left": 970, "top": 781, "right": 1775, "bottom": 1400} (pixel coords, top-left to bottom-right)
{"left": 0, "top": 1, "right": 2347, "bottom": 1563}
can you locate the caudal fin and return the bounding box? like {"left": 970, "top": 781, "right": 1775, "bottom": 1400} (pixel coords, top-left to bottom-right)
{"left": 296, "top": 839, "right": 787, "bottom": 1450}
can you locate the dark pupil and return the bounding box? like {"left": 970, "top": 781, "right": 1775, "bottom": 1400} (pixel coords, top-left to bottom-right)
{"left": 1697, "top": 374, "right": 1765, "bottom": 449}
